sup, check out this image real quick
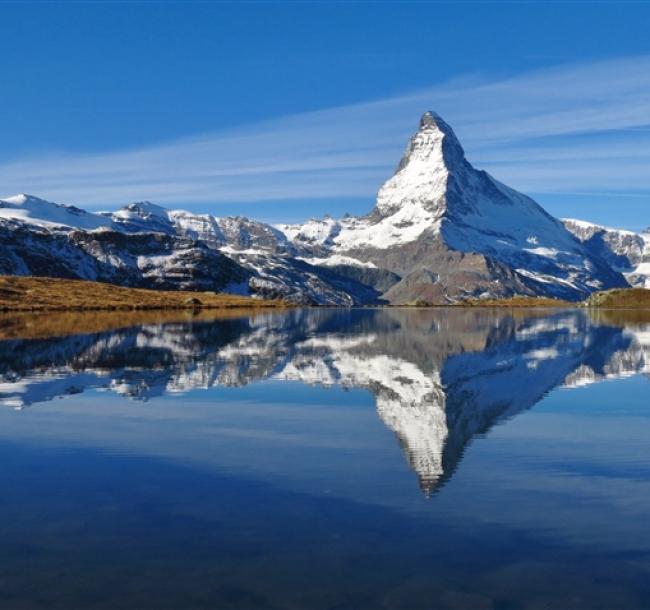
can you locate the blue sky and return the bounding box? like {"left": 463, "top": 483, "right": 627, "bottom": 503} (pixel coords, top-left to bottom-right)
{"left": 1, "top": 1, "right": 649, "bottom": 230}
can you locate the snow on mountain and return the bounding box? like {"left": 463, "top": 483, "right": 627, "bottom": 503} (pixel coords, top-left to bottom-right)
{"left": 0, "top": 193, "right": 118, "bottom": 231}
{"left": 169, "top": 210, "right": 227, "bottom": 248}
{"left": 298, "top": 255, "right": 378, "bottom": 269}
{"left": 0, "top": 112, "right": 641, "bottom": 303}
{"left": 279, "top": 112, "right": 628, "bottom": 303}
{"left": 277, "top": 114, "right": 454, "bottom": 253}
{"left": 0, "top": 196, "right": 373, "bottom": 303}
{"left": 563, "top": 218, "right": 650, "bottom": 288}
{"left": 109, "top": 202, "right": 294, "bottom": 253}
{"left": 110, "top": 201, "right": 176, "bottom": 234}
{"left": 0, "top": 210, "right": 249, "bottom": 293}
{"left": 105, "top": 203, "right": 370, "bottom": 304}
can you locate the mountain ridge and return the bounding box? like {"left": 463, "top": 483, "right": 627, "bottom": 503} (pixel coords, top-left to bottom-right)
{"left": 562, "top": 218, "right": 650, "bottom": 288}
{"left": 0, "top": 112, "right": 638, "bottom": 304}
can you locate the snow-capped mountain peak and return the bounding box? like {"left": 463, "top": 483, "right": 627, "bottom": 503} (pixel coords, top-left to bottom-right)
{"left": 120, "top": 201, "right": 169, "bottom": 218}
{"left": 0, "top": 112, "right": 640, "bottom": 304}
{"left": 111, "top": 201, "right": 175, "bottom": 233}
{"left": 2, "top": 193, "right": 43, "bottom": 206}
{"left": 0, "top": 193, "right": 113, "bottom": 231}
{"left": 375, "top": 111, "right": 462, "bottom": 218}
{"left": 403, "top": 110, "right": 464, "bottom": 168}
{"left": 282, "top": 112, "right": 628, "bottom": 302}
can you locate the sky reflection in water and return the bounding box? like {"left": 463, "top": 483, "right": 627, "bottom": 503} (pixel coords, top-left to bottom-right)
{"left": 0, "top": 307, "right": 649, "bottom": 609}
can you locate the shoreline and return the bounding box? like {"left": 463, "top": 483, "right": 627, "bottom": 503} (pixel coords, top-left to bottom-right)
{"left": 1, "top": 276, "right": 649, "bottom": 312}
{"left": 0, "top": 276, "right": 287, "bottom": 312}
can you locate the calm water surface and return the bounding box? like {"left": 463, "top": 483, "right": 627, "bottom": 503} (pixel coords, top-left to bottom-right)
{"left": 0, "top": 307, "right": 649, "bottom": 609}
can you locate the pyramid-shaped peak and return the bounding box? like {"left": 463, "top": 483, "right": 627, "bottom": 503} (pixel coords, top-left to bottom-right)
{"left": 418, "top": 111, "right": 458, "bottom": 138}
{"left": 419, "top": 111, "right": 444, "bottom": 129}
{"left": 392, "top": 111, "right": 466, "bottom": 176}
{"left": 373, "top": 112, "right": 472, "bottom": 216}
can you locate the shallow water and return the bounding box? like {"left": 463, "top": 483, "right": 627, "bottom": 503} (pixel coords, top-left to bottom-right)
{"left": 0, "top": 307, "right": 649, "bottom": 609}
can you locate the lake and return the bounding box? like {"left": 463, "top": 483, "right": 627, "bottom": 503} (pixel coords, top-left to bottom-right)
{"left": 0, "top": 307, "right": 649, "bottom": 609}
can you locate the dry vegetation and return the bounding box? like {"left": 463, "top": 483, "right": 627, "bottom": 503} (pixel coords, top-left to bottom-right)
{"left": 456, "top": 295, "right": 575, "bottom": 308}
{"left": 0, "top": 276, "right": 285, "bottom": 312}
{"left": 427, "top": 288, "right": 650, "bottom": 309}
{"left": 583, "top": 288, "right": 650, "bottom": 309}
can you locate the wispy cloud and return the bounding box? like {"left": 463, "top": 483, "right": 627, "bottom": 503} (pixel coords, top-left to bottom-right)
{"left": 2, "top": 55, "right": 650, "bottom": 215}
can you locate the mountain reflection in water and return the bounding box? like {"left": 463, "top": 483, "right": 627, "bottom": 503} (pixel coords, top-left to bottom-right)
{"left": 0, "top": 308, "right": 649, "bottom": 495}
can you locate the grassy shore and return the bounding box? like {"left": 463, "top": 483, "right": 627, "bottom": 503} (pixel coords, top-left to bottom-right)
{"left": 457, "top": 296, "right": 575, "bottom": 308}
{"left": 583, "top": 288, "right": 650, "bottom": 309}
{"left": 461, "top": 288, "right": 650, "bottom": 308}
{"left": 1, "top": 275, "right": 648, "bottom": 314}
{"left": 0, "top": 276, "right": 286, "bottom": 311}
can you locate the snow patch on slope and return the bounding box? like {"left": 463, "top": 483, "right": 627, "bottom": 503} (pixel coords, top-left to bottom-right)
{"left": 298, "top": 255, "right": 378, "bottom": 269}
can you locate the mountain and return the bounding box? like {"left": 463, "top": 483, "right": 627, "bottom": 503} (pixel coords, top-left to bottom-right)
{"left": 0, "top": 198, "right": 374, "bottom": 305}
{"left": 0, "top": 112, "right": 636, "bottom": 303}
{"left": 0, "top": 220, "right": 249, "bottom": 293}
{"left": 562, "top": 219, "right": 650, "bottom": 288}
{"left": 111, "top": 203, "right": 377, "bottom": 304}
{"left": 0, "top": 193, "right": 117, "bottom": 231}
{"left": 280, "top": 112, "right": 627, "bottom": 303}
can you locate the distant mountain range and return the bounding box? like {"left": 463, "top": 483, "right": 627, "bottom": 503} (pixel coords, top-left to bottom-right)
{"left": 1, "top": 112, "right": 647, "bottom": 304}
{"left": 561, "top": 218, "right": 650, "bottom": 289}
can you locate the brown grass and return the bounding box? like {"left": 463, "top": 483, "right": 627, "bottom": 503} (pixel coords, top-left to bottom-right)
{"left": 457, "top": 295, "right": 575, "bottom": 308}
{"left": 584, "top": 288, "right": 650, "bottom": 309}
{"left": 0, "top": 275, "right": 286, "bottom": 312}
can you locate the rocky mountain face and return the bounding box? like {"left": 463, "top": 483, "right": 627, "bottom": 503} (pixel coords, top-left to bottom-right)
{"left": 1, "top": 308, "right": 648, "bottom": 495}
{"left": 562, "top": 219, "right": 650, "bottom": 288}
{"left": 281, "top": 112, "right": 628, "bottom": 302}
{"left": 0, "top": 196, "right": 373, "bottom": 304}
{"left": 0, "top": 214, "right": 249, "bottom": 293}
{"left": 0, "top": 112, "right": 639, "bottom": 303}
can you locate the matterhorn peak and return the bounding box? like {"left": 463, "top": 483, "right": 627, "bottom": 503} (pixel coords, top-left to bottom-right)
{"left": 374, "top": 111, "right": 467, "bottom": 216}
{"left": 418, "top": 110, "right": 444, "bottom": 130}
{"left": 396, "top": 111, "right": 466, "bottom": 171}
